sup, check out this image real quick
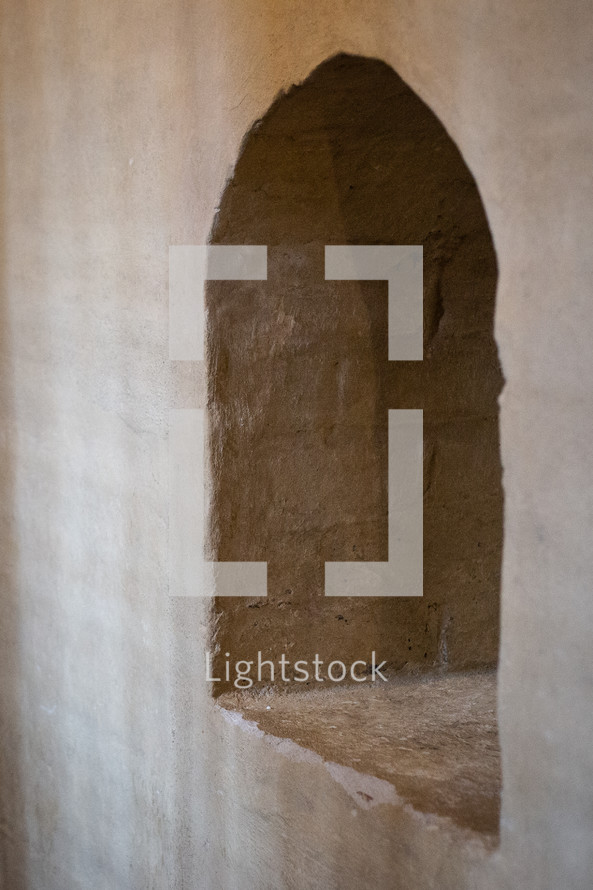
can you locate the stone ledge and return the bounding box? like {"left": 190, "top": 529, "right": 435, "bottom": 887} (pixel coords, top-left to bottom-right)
{"left": 218, "top": 668, "right": 500, "bottom": 837}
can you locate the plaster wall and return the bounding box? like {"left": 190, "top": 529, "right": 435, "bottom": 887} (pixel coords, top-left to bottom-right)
{"left": 0, "top": 2, "right": 592, "bottom": 889}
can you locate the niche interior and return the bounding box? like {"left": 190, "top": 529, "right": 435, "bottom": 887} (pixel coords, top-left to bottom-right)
{"left": 206, "top": 54, "right": 503, "bottom": 697}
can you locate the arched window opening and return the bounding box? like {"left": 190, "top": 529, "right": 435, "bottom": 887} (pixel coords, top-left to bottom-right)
{"left": 207, "top": 54, "right": 503, "bottom": 836}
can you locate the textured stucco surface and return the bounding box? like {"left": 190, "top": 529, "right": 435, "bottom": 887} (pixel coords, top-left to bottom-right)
{"left": 1, "top": 2, "right": 593, "bottom": 889}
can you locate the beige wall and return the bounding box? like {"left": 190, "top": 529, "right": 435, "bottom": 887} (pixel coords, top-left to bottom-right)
{"left": 1, "top": 2, "right": 592, "bottom": 888}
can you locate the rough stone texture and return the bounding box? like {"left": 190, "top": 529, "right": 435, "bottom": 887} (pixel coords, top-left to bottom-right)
{"left": 219, "top": 669, "right": 501, "bottom": 835}
{"left": 208, "top": 55, "right": 503, "bottom": 693}
{"left": 1, "top": 2, "right": 592, "bottom": 890}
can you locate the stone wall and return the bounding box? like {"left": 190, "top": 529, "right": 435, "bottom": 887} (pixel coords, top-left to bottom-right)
{"left": 208, "top": 54, "right": 503, "bottom": 692}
